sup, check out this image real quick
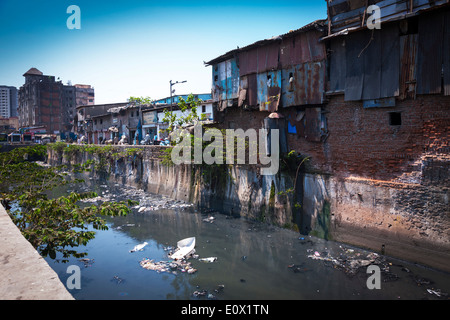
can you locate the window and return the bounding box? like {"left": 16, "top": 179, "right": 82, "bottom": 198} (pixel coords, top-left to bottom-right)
{"left": 389, "top": 112, "right": 402, "bottom": 126}
{"left": 202, "top": 105, "right": 206, "bottom": 113}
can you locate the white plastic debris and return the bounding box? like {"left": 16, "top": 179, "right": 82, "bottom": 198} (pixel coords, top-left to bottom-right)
{"left": 130, "top": 242, "right": 148, "bottom": 252}
{"left": 199, "top": 257, "right": 218, "bottom": 263}
{"left": 170, "top": 237, "right": 196, "bottom": 260}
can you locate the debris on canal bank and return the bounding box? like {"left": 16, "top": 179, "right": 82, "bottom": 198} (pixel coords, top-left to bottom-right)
{"left": 306, "top": 246, "right": 392, "bottom": 276}
{"left": 79, "top": 184, "right": 194, "bottom": 212}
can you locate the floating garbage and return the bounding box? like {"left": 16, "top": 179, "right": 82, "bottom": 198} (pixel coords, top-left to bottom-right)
{"left": 79, "top": 258, "right": 95, "bottom": 268}
{"left": 140, "top": 237, "right": 198, "bottom": 275}
{"left": 169, "top": 237, "right": 196, "bottom": 260}
{"left": 427, "top": 288, "right": 448, "bottom": 298}
{"left": 307, "top": 247, "right": 386, "bottom": 276}
{"left": 199, "top": 257, "right": 218, "bottom": 263}
{"left": 130, "top": 242, "right": 148, "bottom": 252}
{"left": 202, "top": 216, "right": 215, "bottom": 223}
{"left": 111, "top": 275, "right": 124, "bottom": 284}
{"left": 140, "top": 258, "right": 197, "bottom": 275}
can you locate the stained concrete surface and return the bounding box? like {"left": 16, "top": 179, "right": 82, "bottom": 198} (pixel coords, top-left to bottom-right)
{"left": 0, "top": 204, "right": 73, "bottom": 300}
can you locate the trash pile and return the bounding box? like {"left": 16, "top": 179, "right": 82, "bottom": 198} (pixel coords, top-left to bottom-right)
{"left": 306, "top": 246, "right": 392, "bottom": 276}
{"left": 78, "top": 184, "right": 194, "bottom": 212}
{"left": 140, "top": 258, "right": 197, "bottom": 275}
{"left": 139, "top": 237, "right": 201, "bottom": 275}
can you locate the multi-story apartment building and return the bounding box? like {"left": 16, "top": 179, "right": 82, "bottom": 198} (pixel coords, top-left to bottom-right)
{"left": 0, "top": 85, "right": 18, "bottom": 118}
{"left": 18, "top": 68, "right": 94, "bottom": 136}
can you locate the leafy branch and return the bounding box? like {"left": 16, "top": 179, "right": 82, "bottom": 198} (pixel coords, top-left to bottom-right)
{"left": 1, "top": 145, "right": 137, "bottom": 262}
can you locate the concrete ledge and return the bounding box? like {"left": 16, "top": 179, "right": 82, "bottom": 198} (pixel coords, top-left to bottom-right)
{"left": 0, "top": 204, "right": 74, "bottom": 300}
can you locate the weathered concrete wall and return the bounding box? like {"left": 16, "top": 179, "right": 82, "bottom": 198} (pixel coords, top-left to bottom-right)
{"left": 47, "top": 145, "right": 450, "bottom": 272}
{"left": 0, "top": 204, "right": 74, "bottom": 300}
{"left": 302, "top": 174, "right": 450, "bottom": 273}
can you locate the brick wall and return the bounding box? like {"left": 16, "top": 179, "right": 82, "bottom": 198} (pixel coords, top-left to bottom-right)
{"left": 322, "top": 94, "right": 449, "bottom": 185}
{"left": 215, "top": 94, "right": 449, "bottom": 186}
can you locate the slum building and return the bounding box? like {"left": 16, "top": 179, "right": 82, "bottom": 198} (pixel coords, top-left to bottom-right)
{"left": 204, "top": 0, "right": 450, "bottom": 271}
{"left": 76, "top": 102, "right": 129, "bottom": 144}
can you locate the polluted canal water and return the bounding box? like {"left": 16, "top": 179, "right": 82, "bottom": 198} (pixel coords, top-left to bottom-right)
{"left": 44, "top": 177, "right": 450, "bottom": 300}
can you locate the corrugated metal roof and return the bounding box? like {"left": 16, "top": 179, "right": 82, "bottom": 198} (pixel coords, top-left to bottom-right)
{"left": 324, "top": 0, "right": 450, "bottom": 39}
{"left": 204, "top": 20, "right": 326, "bottom": 66}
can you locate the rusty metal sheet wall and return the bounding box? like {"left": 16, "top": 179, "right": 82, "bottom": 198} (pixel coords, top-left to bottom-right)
{"left": 444, "top": 10, "right": 450, "bottom": 96}
{"left": 247, "top": 74, "right": 258, "bottom": 107}
{"left": 280, "top": 31, "right": 326, "bottom": 67}
{"left": 380, "top": 24, "right": 400, "bottom": 98}
{"left": 281, "top": 61, "right": 326, "bottom": 107}
{"left": 327, "top": 0, "right": 448, "bottom": 35}
{"left": 344, "top": 30, "right": 365, "bottom": 101}
{"left": 304, "top": 107, "right": 321, "bottom": 142}
{"left": 238, "top": 49, "right": 258, "bottom": 76}
{"left": 258, "top": 70, "right": 282, "bottom": 111}
{"left": 329, "top": 38, "right": 346, "bottom": 92}
{"left": 257, "top": 42, "right": 280, "bottom": 73}
{"left": 212, "top": 58, "right": 240, "bottom": 105}
{"left": 399, "top": 34, "right": 418, "bottom": 100}
{"left": 362, "top": 29, "right": 382, "bottom": 100}
{"left": 417, "top": 10, "right": 444, "bottom": 95}
{"left": 344, "top": 26, "right": 399, "bottom": 101}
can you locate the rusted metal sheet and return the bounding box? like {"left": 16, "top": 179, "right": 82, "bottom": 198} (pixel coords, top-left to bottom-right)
{"left": 257, "top": 42, "right": 279, "bottom": 73}
{"left": 247, "top": 74, "right": 258, "bottom": 107}
{"left": 444, "top": 10, "right": 450, "bottom": 96}
{"left": 344, "top": 30, "right": 365, "bottom": 101}
{"left": 280, "top": 30, "right": 326, "bottom": 67}
{"left": 212, "top": 58, "right": 240, "bottom": 109}
{"left": 417, "top": 10, "right": 443, "bottom": 95}
{"left": 238, "top": 49, "right": 258, "bottom": 76}
{"left": 267, "top": 86, "right": 281, "bottom": 112}
{"left": 329, "top": 38, "right": 346, "bottom": 93}
{"left": 281, "top": 61, "right": 326, "bottom": 107}
{"left": 380, "top": 24, "right": 400, "bottom": 98}
{"left": 344, "top": 26, "right": 399, "bottom": 101}
{"left": 327, "top": 0, "right": 449, "bottom": 35}
{"left": 304, "top": 107, "right": 321, "bottom": 142}
{"left": 399, "top": 34, "right": 418, "bottom": 100}
{"left": 362, "top": 29, "right": 382, "bottom": 100}
{"left": 258, "top": 70, "right": 281, "bottom": 111}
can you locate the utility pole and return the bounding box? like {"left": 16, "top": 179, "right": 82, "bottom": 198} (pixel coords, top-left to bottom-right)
{"left": 169, "top": 80, "right": 187, "bottom": 112}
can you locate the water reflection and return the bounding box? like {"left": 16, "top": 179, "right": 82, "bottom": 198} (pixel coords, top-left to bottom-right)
{"left": 44, "top": 176, "right": 450, "bottom": 300}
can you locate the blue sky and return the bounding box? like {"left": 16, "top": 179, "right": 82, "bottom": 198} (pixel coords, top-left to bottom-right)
{"left": 0, "top": 1, "right": 326, "bottom": 104}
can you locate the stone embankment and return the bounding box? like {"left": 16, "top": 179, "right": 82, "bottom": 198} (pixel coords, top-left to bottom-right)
{"left": 47, "top": 144, "right": 450, "bottom": 273}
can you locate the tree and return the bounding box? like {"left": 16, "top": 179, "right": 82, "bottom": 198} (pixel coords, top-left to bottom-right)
{"left": 128, "top": 96, "right": 153, "bottom": 105}
{"left": 161, "top": 94, "right": 206, "bottom": 134}
{"left": 0, "top": 145, "right": 136, "bottom": 262}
